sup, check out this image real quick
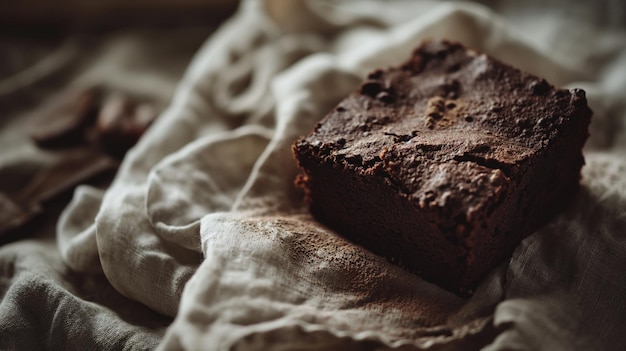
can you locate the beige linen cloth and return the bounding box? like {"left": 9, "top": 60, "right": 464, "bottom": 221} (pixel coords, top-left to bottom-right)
{"left": 2, "top": 0, "right": 626, "bottom": 350}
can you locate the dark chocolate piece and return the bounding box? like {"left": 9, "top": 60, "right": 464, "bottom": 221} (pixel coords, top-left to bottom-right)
{"left": 96, "top": 94, "right": 157, "bottom": 158}
{"left": 292, "top": 40, "right": 592, "bottom": 293}
{"left": 0, "top": 149, "right": 117, "bottom": 238}
{"left": 28, "top": 87, "right": 101, "bottom": 148}
{"left": 28, "top": 86, "right": 158, "bottom": 158}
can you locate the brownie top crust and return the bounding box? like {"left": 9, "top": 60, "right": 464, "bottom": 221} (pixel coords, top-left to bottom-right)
{"left": 295, "top": 40, "right": 590, "bottom": 231}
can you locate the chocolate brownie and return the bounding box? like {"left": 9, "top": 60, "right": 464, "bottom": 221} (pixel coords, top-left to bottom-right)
{"left": 292, "top": 40, "right": 592, "bottom": 293}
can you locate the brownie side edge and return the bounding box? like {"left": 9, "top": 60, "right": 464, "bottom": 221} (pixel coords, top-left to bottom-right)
{"left": 292, "top": 39, "right": 592, "bottom": 293}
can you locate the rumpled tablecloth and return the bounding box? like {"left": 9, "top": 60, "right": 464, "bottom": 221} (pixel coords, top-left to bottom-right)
{"left": 1, "top": 1, "right": 625, "bottom": 350}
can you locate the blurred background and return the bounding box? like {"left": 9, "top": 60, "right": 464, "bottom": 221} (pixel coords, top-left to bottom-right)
{"left": 0, "top": 0, "right": 241, "bottom": 243}
{"left": 2, "top": 0, "right": 237, "bottom": 28}
{"left": 1, "top": 0, "right": 240, "bottom": 110}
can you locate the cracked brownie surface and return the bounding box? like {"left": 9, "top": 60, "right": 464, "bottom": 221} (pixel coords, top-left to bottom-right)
{"left": 292, "top": 40, "right": 592, "bottom": 293}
